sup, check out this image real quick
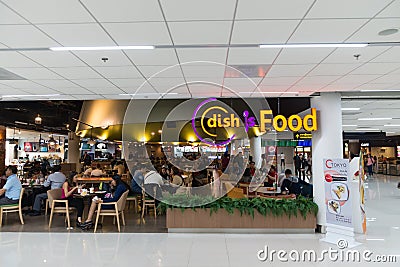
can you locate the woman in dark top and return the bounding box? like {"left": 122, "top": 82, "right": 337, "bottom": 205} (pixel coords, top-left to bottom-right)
{"left": 81, "top": 175, "right": 127, "bottom": 228}
{"left": 61, "top": 175, "right": 84, "bottom": 227}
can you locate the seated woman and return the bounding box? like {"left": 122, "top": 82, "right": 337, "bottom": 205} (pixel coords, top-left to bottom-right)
{"left": 61, "top": 175, "right": 84, "bottom": 227}
{"left": 80, "top": 175, "right": 127, "bottom": 229}
{"left": 264, "top": 165, "right": 278, "bottom": 187}
{"left": 170, "top": 167, "right": 183, "bottom": 186}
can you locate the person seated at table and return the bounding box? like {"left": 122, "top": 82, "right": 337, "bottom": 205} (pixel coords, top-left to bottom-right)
{"left": 131, "top": 166, "right": 146, "bottom": 195}
{"left": 264, "top": 165, "right": 278, "bottom": 187}
{"left": 0, "top": 166, "right": 22, "bottom": 206}
{"left": 60, "top": 175, "right": 85, "bottom": 227}
{"left": 29, "top": 165, "right": 66, "bottom": 216}
{"left": 83, "top": 166, "right": 93, "bottom": 176}
{"left": 90, "top": 164, "right": 103, "bottom": 177}
{"left": 113, "top": 161, "right": 125, "bottom": 176}
{"left": 159, "top": 165, "right": 170, "bottom": 182}
{"left": 170, "top": 167, "right": 183, "bottom": 186}
{"left": 80, "top": 175, "right": 127, "bottom": 229}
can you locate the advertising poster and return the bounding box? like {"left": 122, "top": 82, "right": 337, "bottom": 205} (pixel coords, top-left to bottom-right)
{"left": 359, "top": 152, "right": 367, "bottom": 233}
{"left": 323, "top": 158, "right": 352, "bottom": 228}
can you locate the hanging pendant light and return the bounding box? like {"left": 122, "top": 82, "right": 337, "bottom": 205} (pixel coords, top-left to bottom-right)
{"left": 35, "top": 114, "right": 42, "bottom": 124}
{"left": 87, "top": 127, "right": 96, "bottom": 146}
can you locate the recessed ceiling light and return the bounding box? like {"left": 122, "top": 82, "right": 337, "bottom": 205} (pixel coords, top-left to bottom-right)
{"left": 259, "top": 43, "right": 368, "bottom": 48}
{"left": 378, "top": 28, "right": 399, "bottom": 36}
{"left": 342, "top": 108, "right": 360, "bottom": 111}
{"left": 358, "top": 118, "right": 392, "bottom": 121}
{"left": 50, "top": 45, "right": 155, "bottom": 51}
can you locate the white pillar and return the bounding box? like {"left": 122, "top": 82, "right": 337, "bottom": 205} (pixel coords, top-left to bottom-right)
{"left": 311, "top": 93, "right": 343, "bottom": 227}
{"left": 67, "top": 132, "right": 81, "bottom": 172}
{"left": 250, "top": 136, "right": 262, "bottom": 169}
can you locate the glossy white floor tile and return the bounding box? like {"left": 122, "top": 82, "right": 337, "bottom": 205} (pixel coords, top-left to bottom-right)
{"left": 0, "top": 174, "right": 399, "bottom": 267}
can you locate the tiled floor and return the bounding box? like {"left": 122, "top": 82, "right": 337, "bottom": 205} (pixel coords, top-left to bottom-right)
{"left": 0, "top": 174, "right": 399, "bottom": 266}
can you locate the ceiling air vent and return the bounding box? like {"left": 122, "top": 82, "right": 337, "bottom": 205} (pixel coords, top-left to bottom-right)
{"left": 225, "top": 64, "right": 271, "bottom": 78}
{"left": 0, "top": 67, "right": 26, "bottom": 80}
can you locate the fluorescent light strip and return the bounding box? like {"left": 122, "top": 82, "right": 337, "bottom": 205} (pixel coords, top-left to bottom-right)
{"left": 50, "top": 45, "right": 154, "bottom": 51}
{"left": 119, "top": 93, "right": 178, "bottom": 96}
{"left": 384, "top": 124, "right": 400, "bottom": 127}
{"left": 2, "top": 94, "right": 60, "bottom": 98}
{"left": 342, "top": 125, "right": 358, "bottom": 127}
{"left": 358, "top": 118, "right": 392, "bottom": 121}
{"left": 355, "top": 128, "right": 380, "bottom": 131}
{"left": 259, "top": 43, "right": 368, "bottom": 48}
{"left": 239, "top": 91, "right": 299, "bottom": 94}
{"left": 341, "top": 108, "right": 360, "bottom": 111}
{"left": 360, "top": 89, "right": 400, "bottom": 92}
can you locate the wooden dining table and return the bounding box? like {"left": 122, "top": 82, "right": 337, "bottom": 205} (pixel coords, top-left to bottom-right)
{"left": 76, "top": 177, "right": 113, "bottom": 185}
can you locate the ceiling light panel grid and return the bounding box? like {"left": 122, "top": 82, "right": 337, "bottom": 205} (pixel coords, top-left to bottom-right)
{"left": 22, "top": 51, "right": 86, "bottom": 67}
{"left": 0, "top": 25, "right": 59, "bottom": 48}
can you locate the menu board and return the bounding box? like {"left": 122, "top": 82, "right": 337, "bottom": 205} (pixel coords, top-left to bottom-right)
{"left": 323, "top": 158, "right": 353, "bottom": 228}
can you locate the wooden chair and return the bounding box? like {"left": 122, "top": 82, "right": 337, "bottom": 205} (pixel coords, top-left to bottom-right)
{"left": 0, "top": 188, "right": 25, "bottom": 227}
{"left": 126, "top": 195, "right": 140, "bottom": 213}
{"left": 224, "top": 182, "right": 246, "bottom": 199}
{"left": 47, "top": 188, "right": 75, "bottom": 228}
{"left": 94, "top": 190, "right": 129, "bottom": 233}
{"left": 141, "top": 186, "right": 157, "bottom": 219}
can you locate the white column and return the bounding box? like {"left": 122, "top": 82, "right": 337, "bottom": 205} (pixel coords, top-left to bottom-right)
{"left": 67, "top": 132, "right": 81, "bottom": 172}
{"left": 311, "top": 93, "right": 343, "bottom": 226}
{"left": 250, "top": 136, "right": 262, "bottom": 169}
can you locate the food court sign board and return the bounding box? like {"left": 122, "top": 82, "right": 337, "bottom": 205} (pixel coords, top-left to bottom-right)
{"left": 323, "top": 158, "right": 353, "bottom": 228}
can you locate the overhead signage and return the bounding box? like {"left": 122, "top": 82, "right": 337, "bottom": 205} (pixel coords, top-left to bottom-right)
{"left": 95, "top": 143, "right": 107, "bottom": 150}
{"left": 294, "top": 133, "right": 312, "bottom": 140}
{"left": 323, "top": 158, "right": 353, "bottom": 228}
{"left": 192, "top": 98, "right": 318, "bottom": 146}
{"left": 360, "top": 143, "right": 370, "bottom": 147}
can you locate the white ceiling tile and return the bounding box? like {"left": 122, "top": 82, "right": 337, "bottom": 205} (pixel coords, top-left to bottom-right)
{"left": 306, "top": 0, "right": 393, "bottom": 19}
{"left": 168, "top": 21, "right": 231, "bottom": 45}
{"left": 0, "top": 52, "right": 40, "bottom": 67}
{"left": 22, "top": 51, "right": 85, "bottom": 67}
{"left": 373, "top": 74, "right": 400, "bottom": 83}
{"left": 308, "top": 63, "right": 362, "bottom": 76}
{"left": 295, "top": 75, "right": 341, "bottom": 86}
{"left": 355, "top": 83, "right": 397, "bottom": 90}
{"left": 333, "top": 74, "right": 381, "bottom": 85}
{"left": 103, "top": 22, "right": 171, "bottom": 45}
{"left": 260, "top": 76, "right": 301, "bottom": 86}
{"left": 125, "top": 49, "right": 178, "bottom": 66}
{"left": 236, "top": 0, "right": 314, "bottom": 19}
{"left": 0, "top": 88, "right": 27, "bottom": 95}
{"left": 71, "top": 94, "right": 105, "bottom": 100}
{"left": 347, "top": 18, "right": 400, "bottom": 42}
{"left": 182, "top": 64, "right": 226, "bottom": 77}
{"left": 177, "top": 48, "right": 227, "bottom": 64}
{"left": 81, "top": 0, "right": 164, "bottom": 22}
{"left": 322, "top": 46, "right": 389, "bottom": 64}
{"left": 138, "top": 65, "right": 183, "bottom": 78}
{"left": 101, "top": 94, "right": 133, "bottom": 100}
{"left": 188, "top": 84, "right": 222, "bottom": 96}
{"left": 288, "top": 19, "right": 368, "bottom": 43}
{"left": 227, "top": 48, "right": 280, "bottom": 65}
{"left": 83, "top": 87, "right": 125, "bottom": 94}
{"left": 5, "top": 67, "right": 62, "bottom": 79}
{"left": 32, "top": 79, "right": 80, "bottom": 88}
{"left": 3, "top": 0, "right": 94, "bottom": 23}
{"left": 73, "top": 50, "right": 132, "bottom": 67}
{"left": 161, "top": 0, "right": 236, "bottom": 21}
{"left": 70, "top": 79, "right": 114, "bottom": 88}
{"left": 232, "top": 20, "right": 299, "bottom": 44}
{"left": 38, "top": 23, "right": 114, "bottom": 47}
{"left": 16, "top": 86, "right": 60, "bottom": 94}
{"left": 185, "top": 77, "right": 223, "bottom": 85}
{"left": 223, "top": 78, "right": 262, "bottom": 88}
{"left": 290, "top": 84, "right": 325, "bottom": 91}
{"left": 0, "top": 3, "right": 28, "bottom": 24}
{"left": 371, "top": 47, "right": 400, "bottom": 63}
{"left": 258, "top": 85, "right": 293, "bottom": 91}
{"left": 267, "top": 64, "right": 315, "bottom": 77}
{"left": 93, "top": 66, "right": 142, "bottom": 79}
{"left": 108, "top": 78, "right": 146, "bottom": 88}
{"left": 49, "top": 95, "right": 77, "bottom": 100}
{"left": 377, "top": 0, "right": 400, "bottom": 18}
{"left": 149, "top": 77, "right": 186, "bottom": 92}
{"left": 122, "top": 86, "right": 158, "bottom": 94}
{"left": 50, "top": 67, "right": 102, "bottom": 79}
{"left": 350, "top": 62, "right": 400, "bottom": 75}
{"left": 275, "top": 48, "right": 335, "bottom": 64}
{"left": 54, "top": 87, "right": 94, "bottom": 95}
{"left": 0, "top": 25, "right": 59, "bottom": 48}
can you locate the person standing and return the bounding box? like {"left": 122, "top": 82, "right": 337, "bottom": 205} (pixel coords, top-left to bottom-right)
{"left": 293, "top": 154, "right": 301, "bottom": 178}
{"left": 82, "top": 152, "right": 92, "bottom": 167}
{"left": 280, "top": 152, "right": 286, "bottom": 171}
{"left": 0, "top": 166, "right": 22, "bottom": 206}
{"left": 366, "top": 154, "right": 375, "bottom": 178}
{"left": 299, "top": 154, "right": 308, "bottom": 181}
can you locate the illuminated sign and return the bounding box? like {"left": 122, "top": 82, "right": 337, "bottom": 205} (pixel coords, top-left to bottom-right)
{"left": 294, "top": 133, "right": 313, "bottom": 140}
{"left": 192, "top": 98, "right": 318, "bottom": 146}
{"left": 360, "top": 143, "right": 370, "bottom": 147}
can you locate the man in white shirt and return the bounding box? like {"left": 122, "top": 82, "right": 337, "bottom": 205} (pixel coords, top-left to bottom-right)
{"left": 280, "top": 152, "right": 286, "bottom": 170}
{"left": 144, "top": 170, "right": 164, "bottom": 186}
{"left": 91, "top": 164, "right": 103, "bottom": 177}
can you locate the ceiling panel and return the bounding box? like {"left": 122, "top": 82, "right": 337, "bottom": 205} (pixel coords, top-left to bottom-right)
{"left": 231, "top": 20, "right": 299, "bottom": 44}
{"left": 177, "top": 48, "right": 227, "bottom": 64}
{"left": 32, "top": 79, "right": 81, "bottom": 88}
{"left": 103, "top": 22, "right": 171, "bottom": 45}
{"left": 138, "top": 65, "right": 183, "bottom": 78}
{"left": 182, "top": 64, "right": 226, "bottom": 77}
{"left": 227, "top": 48, "right": 280, "bottom": 65}
{"left": 161, "top": 0, "right": 236, "bottom": 21}
{"left": 50, "top": 67, "right": 102, "bottom": 79}
{"left": 308, "top": 63, "right": 362, "bottom": 76}
{"left": 0, "top": 2, "right": 28, "bottom": 24}
{"left": 288, "top": 19, "right": 368, "bottom": 43}
{"left": 371, "top": 47, "right": 400, "bottom": 63}
{"left": 125, "top": 49, "right": 178, "bottom": 66}
{"left": 51, "top": 87, "right": 94, "bottom": 95}
{"left": 168, "top": 21, "right": 231, "bottom": 45}
{"left": 0, "top": 52, "right": 40, "bottom": 67}
{"left": 267, "top": 64, "right": 315, "bottom": 77}
{"left": 38, "top": 23, "right": 115, "bottom": 46}
{"left": 73, "top": 50, "right": 132, "bottom": 67}
{"left": 150, "top": 77, "right": 187, "bottom": 93}
{"left": 3, "top": 0, "right": 94, "bottom": 23}
{"left": 5, "top": 67, "right": 62, "bottom": 80}
{"left": 350, "top": 62, "right": 400, "bottom": 75}
{"left": 331, "top": 74, "right": 381, "bottom": 85}
{"left": 377, "top": 0, "right": 400, "bottom": 18}
{"left": 70, "top": 79, "right": 115, "bottom": 88}
{"left": 15, "top": 86, "right": 61, "bottom": 94}
{"left": 185, "top": 77, "right": 223, "bottom": 85}
{"left": 70, "top": 94, "right": 105, "bottom": 100}
{"left": 81, "top": 0, "right": 163, "bottom": 22}
{"left": 223, "top": 77, "right": 262, "bottom": 89}
{"left": 347, "top": 18, "right": 400, "bottom": 42}
{"left": 93, "top": 66, "right": 142, "bottom": 79}
{"left": 236, "top": 0, "right": 314, "bottom": 19}
{"left": 295, "top": 75, "right": 341, "bottom": 86}
{"left": 83, "top": 87, "right": 125, "bottom": 94}
{"left": 108, "top": 78, "right": 146, "bottom": 88}
{"left": 306, "top": 0, "right": 393, "bottom": 19}
{"left": 322, "top": 47, "right": 389, "bottom": 64}
{"left": 355, "top": 83, "right": 397, "bottom": 90}
{"left": 22, "top": 51, "right": 86, "bottom": 67}
{"left": 372, "top": 74, "right": 400, "bottom": 83}
{"left": 0, "top": 25, "right": 59, "bottom": 48}
{"left": 260, "top": 76, "right": 301, "bottom": 86}
{"left": 275, "top": 47, "right": 335, "bottom": 64}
